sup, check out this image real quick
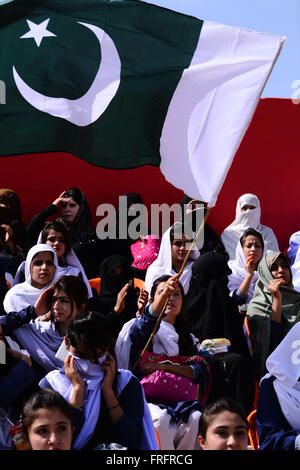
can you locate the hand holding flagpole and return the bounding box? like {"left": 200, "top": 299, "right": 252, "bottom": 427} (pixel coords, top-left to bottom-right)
{"left": 130, "top": 206, "right": 212, "bottom": 372}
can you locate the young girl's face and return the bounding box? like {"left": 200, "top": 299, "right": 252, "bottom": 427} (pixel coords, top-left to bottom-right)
{"left": 61, "top": 197, "right": 80, "bottom": 224}
{"left": 51, "top": 288, "right": 79, "bottom": 325}
{"left": 242, "top": 235, "right": 263, "bottom": 267}
{"left": 171, "top": 236, "right": 191, "bottom": 266}
{"left": 198, "top": 410, "right": 248, "bottom": 450}
{"left": 46, "top": 229, "right": 66, "bottom": 259}
{"left": 30, "top": 252, "right": 56, "bottom": 289}
{"left": 154, "top": 281, "right": 183, "bottom": 320}
{"left": 271, "top": 257, "right": 291, "bottom": 285}
{"left": 27, "top": 407, "right": 73, "bottom": 450}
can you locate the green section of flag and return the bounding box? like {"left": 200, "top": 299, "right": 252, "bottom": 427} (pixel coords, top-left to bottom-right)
{"left": 0, "top": 0, "right": 202, "bottom": 169}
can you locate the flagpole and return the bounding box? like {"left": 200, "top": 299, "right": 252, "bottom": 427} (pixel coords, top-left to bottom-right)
{"left": 130, "top": 206, "right": 212, "bottom": 373}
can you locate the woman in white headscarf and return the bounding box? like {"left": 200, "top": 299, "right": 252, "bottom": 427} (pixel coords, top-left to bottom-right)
{"left": 287, "top": 230, "right": 300, "bottom": 266}
{"left": 221, "top": 194, "right": 278, "bottom": 261}
{"left": 39, "top": 310, "right": 159, "bottom": 451}
{"left": 145, "top": 222, "right": 200, "bottom": 295}
{"left": 12, "top": 221, "right": 93, "bottom": 298}
{"left": 257, "top": 322, "right": 300, "bottom": 450}
{"left": 290, "top": 242, "right": 300, "bottom": 292}
{"left": 3, "top": 244, "right": 59, "bottom": 314}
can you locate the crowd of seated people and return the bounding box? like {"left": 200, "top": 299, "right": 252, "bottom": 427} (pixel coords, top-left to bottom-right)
{"left": 1, "top": 188, "right": 300, "bottom": 452}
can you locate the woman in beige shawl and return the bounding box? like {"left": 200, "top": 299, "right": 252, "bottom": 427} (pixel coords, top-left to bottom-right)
{"left": 247, "top": 251, "right": 300, "bottom": 381}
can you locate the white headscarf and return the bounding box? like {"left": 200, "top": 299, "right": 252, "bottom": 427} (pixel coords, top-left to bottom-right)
{"left": 291, "top": 244, "right": 300, "bottom": 293}
{"left": 287, "top": 231, "right": 300, "bottom": 266}
{"left": 3, "top": 244, "right": 59, "bottom": 313}
{"left": 262, "top": 322, "right": 300, "bottom": 430}
{"left": 12, "top": 234, "right": 93, "bottom": 298}
{"left": 145, "top": 223, "right": 200, "bottom": 295}
{"left": 221, "top": 194, "right": 279, "bottom": 261}
{"left": 228, "top": 233, "right": 267, "bottom": 303}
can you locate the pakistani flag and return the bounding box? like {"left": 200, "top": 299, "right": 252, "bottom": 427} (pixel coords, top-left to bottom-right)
{"left": 0, "top": 0, "right": 284, "bottom": 206}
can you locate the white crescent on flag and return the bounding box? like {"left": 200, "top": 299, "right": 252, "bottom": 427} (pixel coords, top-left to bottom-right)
{"left": 13, "top": 21, "right": 121, "bottom": 126}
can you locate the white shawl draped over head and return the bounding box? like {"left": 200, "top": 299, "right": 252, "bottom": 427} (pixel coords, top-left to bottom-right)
{"left": 145, "top": 223, "right": 200, "bottom": 295}
{"left": 262, "top": 322, "right": 300, "bottom": 430}
{"left": 43, "top": 356, "right": 158, "bottom": 450}
{"left": 221, "top": 194, "right": 279, "bottom": 261}
{"left": 228, "top": 235, "right": 267, "bottom": 303}
{"left": 3, "top": 244, "right": 59, "bottom": 313}
{"left": 287, "top": 231, "right": 300, "bottom": 266}
{"left": 291, "top": 244, "right": 300, "bottom": 293}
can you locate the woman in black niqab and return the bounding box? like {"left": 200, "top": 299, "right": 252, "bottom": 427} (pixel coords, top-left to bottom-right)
{"left": 185, "top": 252, "right": 255, "bottom": 415}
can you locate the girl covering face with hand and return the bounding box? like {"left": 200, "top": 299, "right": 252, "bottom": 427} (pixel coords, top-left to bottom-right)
{"left": 39, "top": 311, "right": 159, "bottom": 451}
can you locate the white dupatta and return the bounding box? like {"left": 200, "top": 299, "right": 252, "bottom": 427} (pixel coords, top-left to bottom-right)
{"left": 3, "top": 244, "right": 59, "bottom": 313}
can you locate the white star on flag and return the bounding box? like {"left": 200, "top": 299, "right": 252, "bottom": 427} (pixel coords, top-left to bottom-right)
{"left": 20, "top": 18, "right": 56, "bottom": 47}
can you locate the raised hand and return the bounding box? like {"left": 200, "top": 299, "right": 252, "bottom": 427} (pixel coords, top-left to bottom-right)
{"left": 64, "top": 354, "right": 85, "bottom": 388}
{"left": 52, "top": 191, "right": 71, "bottom": 209}
{"left": 151, "top": 273, "right": 181, "bottom": 314}
{"left": 34, "top": 285, "right": 55, "bottom": 317}
{"left": 64, "top": 354, "right": 85, "bottom": 407}
{"left": 1, "top": 224, "right": 13, "bottom": 244}
{"left": 268, "top": 278, "right": 285, "bottom": 300}
{"left": 244, "top": 255, "right": 255, "bottom": 277}
{"left": 137, "top": 288, "right": 149, "bottom": 316}
{"left": 114, "top": 283, "right": 130, "bottom": 315}
{"left": 101, "top": 352, "right": 117, "bottom": 393}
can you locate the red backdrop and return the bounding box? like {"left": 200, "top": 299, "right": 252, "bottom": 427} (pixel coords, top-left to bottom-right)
{"left": 1, "top": 97, "right": 299, "bottom": 251}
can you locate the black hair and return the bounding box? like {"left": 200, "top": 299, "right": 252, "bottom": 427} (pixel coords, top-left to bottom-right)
{"left": 50, "top": 275, "right": 88, "bottom": 319}
{"left": 239, "top": 228, "right": 264, "bottom": 250}
{"left": 62, "top": 187, "right": 83, "bottom": 206}
{"left": 66, "top": 310, "right": 116, "bottom": 362}
{"left": 41, "top": 221, "right": 72, "bottom": 256}
{"left": 150, "top": 274, "right": 195, "bottom": 356}
{"left": 22, "top": 388, "right": 73, "bottom": 439}
{"left": 124, "top": 193, "right": 143, "bottom": 207}
{"left": 198, "top": 397, "right": 248, "bottom": 439}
